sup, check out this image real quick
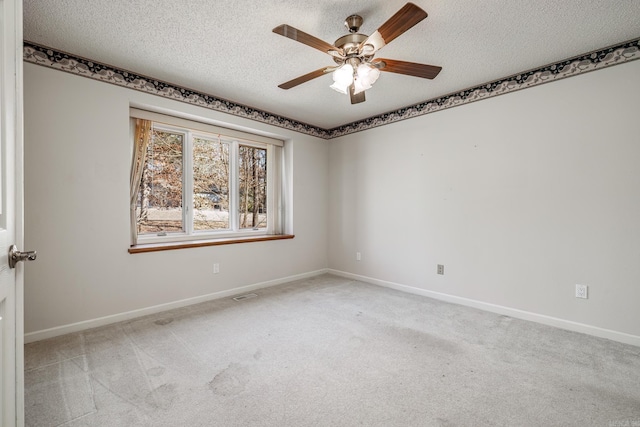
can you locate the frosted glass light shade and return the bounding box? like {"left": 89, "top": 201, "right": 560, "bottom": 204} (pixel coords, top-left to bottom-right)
{"left": 352, "top": 63, "right": 381, "bottom": 94}
{"left": 330, "top": 81, "right": 351, "bottom": 94}
{"left": 352, "top": 77, "right": 371, "bottom": 95}
{"left": 330, "top": 64, "right": 354, "bottom": 94}
{"left": 357, "top": 63, "right": 380, "bottom": 85}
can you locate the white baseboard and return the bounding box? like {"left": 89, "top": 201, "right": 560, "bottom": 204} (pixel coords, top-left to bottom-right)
{"left": 24, "top": 269, "right": 329, "bottom": 343}
{"left": 27, "top": 268, "right": 640, "bottom": 348}
{"left": 328, "top": 269, "right": 640, "bottom": 348}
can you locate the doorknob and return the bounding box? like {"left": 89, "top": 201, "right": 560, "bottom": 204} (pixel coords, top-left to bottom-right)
{"left": 8, "top": 244, "right": 37, "bottom": 269}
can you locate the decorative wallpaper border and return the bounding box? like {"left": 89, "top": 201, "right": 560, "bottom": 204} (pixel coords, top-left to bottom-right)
{"left": 22, "top": 41, "right": 330, "bottom": 139}
{"left": 329, "top": 37, "right": 640, "bottom": 138}
{"left": 23, "top": 38, "right": 640, "bottom": 140}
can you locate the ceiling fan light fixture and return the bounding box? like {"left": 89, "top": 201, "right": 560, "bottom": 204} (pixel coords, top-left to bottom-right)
{"left": 357, "top": 63, "right": 380, "bottom": 85}
{"left": 330, "top": 80, "right": 351, "bottom": 94}
{"left": 352, "top": 77, "right": 370, "bottom": 95}
{"left": 332, "top": 63, "right": 354, "bottom": 84}
{"left": 352, "top": 63, "right": 381, "bottom": 94}
{"left": 330, "top": 63, "right": 354, "bottom": 94}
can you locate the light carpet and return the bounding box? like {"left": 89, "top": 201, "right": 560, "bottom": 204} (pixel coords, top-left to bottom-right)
{"left": 24, "top": 274, "right": 640, "bottom": 426}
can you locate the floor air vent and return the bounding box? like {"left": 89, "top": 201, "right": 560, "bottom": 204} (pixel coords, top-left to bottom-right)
{"left": 233, "top": 293, "right": 258, "bottom": 302}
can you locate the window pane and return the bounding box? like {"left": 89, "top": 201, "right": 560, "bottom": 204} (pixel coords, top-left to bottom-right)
{"left": 238, "top": 145, "right": 267, "bottom": 229}
{"left": 193, "top": 137, "right": 230, "bottom": 231}
{"left": 137, "top": 129, "right": 184, "bottom": 234}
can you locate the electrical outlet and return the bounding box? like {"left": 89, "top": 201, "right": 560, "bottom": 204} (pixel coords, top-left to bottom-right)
{"left": 437, "top": 264, "right": 444, "bottom": 275}
{"left": 213, "top": 263, "right": 220, "bottom": 274}
{"left": 356, "top": 252, "right": 361, "bottom": 261}
{"left": 575, "top": 284, "right": 588, "bottom": 299}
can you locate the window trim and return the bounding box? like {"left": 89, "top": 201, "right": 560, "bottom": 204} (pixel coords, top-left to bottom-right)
{"left": 130, "top": 108, "right": 284, "bottom": 147}
{"left": 128, "top": 234, "right": 295, "bottom": 254}
{"left": 130, "top": 108, "right": 286, "bottom": 248}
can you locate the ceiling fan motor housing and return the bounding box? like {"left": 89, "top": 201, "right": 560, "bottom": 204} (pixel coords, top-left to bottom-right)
{"left": 333, "top": 33, "right": 368, "bottom": 64}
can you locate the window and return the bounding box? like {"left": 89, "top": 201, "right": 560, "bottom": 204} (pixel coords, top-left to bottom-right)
{"left": 130, "top": 109, "right": 285, "bottom": 247}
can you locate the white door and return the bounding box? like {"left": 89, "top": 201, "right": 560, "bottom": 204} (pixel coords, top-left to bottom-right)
{"left": 0, "top": 0, "right": 25, "bottom": 426}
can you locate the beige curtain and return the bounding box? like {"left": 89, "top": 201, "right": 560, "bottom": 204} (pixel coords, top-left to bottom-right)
{"left": 130, "top": 119, "right": 152, "bottom": 245}
{"left": 266, "top": 144, "right": 283, "bottom": 235}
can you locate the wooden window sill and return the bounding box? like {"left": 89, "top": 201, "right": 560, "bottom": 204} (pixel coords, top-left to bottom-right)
{"left": 128, "top": 234, "right": 295, "bottom": 254}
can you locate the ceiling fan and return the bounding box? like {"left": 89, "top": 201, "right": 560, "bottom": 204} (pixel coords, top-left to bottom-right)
{"left": 272, "top": 2, "right": 442, "bottom": 104}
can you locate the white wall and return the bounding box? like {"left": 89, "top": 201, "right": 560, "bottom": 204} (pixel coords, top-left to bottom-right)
{"left": 24, "top": 63, "right": 329, "bottom": 336}
{"left": 24, "top": 58, "right": 640, "bottom": 344}
{"left": 328, "top": 60, "right": 640, "bottom": 340}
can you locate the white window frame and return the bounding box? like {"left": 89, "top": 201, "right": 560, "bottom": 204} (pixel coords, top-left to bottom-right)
{"left": 131, "top": 108, "right": 284, "bottom": 245}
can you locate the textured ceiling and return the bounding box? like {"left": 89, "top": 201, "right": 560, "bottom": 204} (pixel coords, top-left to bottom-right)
{"left": 24, "top": 0, "right": 640, "bottom": 129}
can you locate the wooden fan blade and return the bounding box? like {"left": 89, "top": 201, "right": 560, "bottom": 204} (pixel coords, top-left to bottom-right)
{"left": 273, "top": 25, "right": 341, "bottom": 55}
{"left": 278, "top": 68, "right": 329, "bottom": 90}
{"left": 361, "top": 3, "right": 428, "bottom": 53}
{"left": 349, "top": 84, "right": 366, "bottom": 104}
{"left": 375, "top": 58, "right": 442, "bottom": 79}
